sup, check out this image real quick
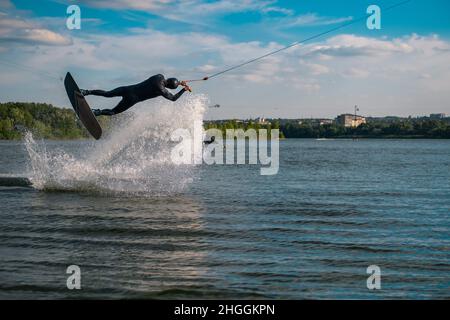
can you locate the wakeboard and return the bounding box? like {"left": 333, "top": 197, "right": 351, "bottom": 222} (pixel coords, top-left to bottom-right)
{"left": 64, "top": 72, "right": 102, "bottom": 140}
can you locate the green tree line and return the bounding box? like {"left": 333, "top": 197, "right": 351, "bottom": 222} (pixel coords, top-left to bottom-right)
{"left": 0, "top": 102, "right": 110, "bottom": 139}
{"left": 204, "top": 119, "right": 285, "bottom": 139}
{"left": 1, "top": 102, "right": 449, "bottom": 139}
{"left": 279, "top": 119, "right": 450, "bottom": 139}
{"left": 205, "top": 118, "right": 450, "bottom": 139}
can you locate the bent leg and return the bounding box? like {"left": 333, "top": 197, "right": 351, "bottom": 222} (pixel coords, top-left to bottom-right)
{"left": 89, "top": 86, "right": 127, "bottom": 98}
{"left": 95, "top": 98, "right": 136, "bottom": 116}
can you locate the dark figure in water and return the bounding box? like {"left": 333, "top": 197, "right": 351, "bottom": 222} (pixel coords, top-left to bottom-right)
{"left": 204, "top": 136, "right": 216, "bottom": 145}
{"left": 80, "top": 74, "right": 192, "bottom": 116}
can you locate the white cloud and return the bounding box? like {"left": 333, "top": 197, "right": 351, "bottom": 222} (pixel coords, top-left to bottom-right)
{"left": 241, "top": 56, "right": 282, "bottom": 84}
{"left": 76, "top": 0, "right": 292, "bottom": 25}
{"left": 0, "top": 0, "right": 13, "bottom": 9}
{"left": 187, "top": 0, "right": 277, "bottom": 15}
{"left": 285, "top": 13, "right": 353, "bottom": 27}
{"left": 304, "top": 34, "right": 418, "bottom": 58}
{"left": 197, "top": 64, "right": 217, "bottom": 73}
{"left": 301, "top": 34, "right": 450, "bottom": 78}
{"left": 162, "top": 0, "right": 289, "bottom": 25}
{"left": 342, "top": 67, "right": 370, "bottom": 79}
{"left": 299, "top": 60, "right": 330, "bottom": 76}
{"left": 292, "top": 78, "right": 321, "bottom": 92}
{"left": 0, "top": 13, "right": 71, "bottom": 46}
{"left": 80, "top": 0, "right": 174, "bottom": 11}
{"left": 261, "top": 6, "right": 293, "bottom": 15}
{"left": 79, "top": 0, "right": 279, "bottom": 14}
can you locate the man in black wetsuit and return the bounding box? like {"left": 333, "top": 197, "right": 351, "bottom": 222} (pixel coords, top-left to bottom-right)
{"left": 80, "top": 74, "right": 192, "bottom": 116}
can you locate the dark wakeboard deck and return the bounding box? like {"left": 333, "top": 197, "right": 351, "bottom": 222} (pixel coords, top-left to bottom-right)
{"left": 64, "top": 72, "right": 102, "bottom": 140}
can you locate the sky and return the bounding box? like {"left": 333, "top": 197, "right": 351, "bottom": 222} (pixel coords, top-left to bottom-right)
{"left": 0, "top": 0, "right": 449, "bottom": 119}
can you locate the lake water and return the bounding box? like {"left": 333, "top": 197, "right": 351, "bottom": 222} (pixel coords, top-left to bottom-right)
{"left": 0, "top": 139, "right": 449, "bottom": 299}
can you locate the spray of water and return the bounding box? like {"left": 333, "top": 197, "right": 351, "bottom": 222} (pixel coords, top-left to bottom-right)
{"left": 24, "top": 95, "right": 207, "bottom": 196}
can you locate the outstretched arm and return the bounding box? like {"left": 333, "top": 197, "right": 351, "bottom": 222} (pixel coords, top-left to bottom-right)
{"left": 160, "top": 87, "right": 186, "bottom": 102}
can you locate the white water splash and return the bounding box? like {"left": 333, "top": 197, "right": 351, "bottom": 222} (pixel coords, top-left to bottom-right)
{"left": 24, "top": 95, "right": 207, "bottom": 196}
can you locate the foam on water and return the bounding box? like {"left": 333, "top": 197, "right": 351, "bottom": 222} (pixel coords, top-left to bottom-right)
{"left": 24, "top": 95, "right": 207, "bottom": 196}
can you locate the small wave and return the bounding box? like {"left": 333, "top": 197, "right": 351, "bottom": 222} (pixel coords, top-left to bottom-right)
{"left": 136, "top": 287, "right": 270, "bottom": 300}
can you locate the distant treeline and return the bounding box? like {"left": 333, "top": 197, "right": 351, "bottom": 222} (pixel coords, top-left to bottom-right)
{"left": 1, "top": 102, "right": 450, "bottom": 139}
{"left": 0, "top": 102, "right": 110, "bottom": 139}
{"left": 204, "top": 120, "right": 285, "bottom": 139}
{"left": 205, "top": 118, "right": 450, "bottom": 139}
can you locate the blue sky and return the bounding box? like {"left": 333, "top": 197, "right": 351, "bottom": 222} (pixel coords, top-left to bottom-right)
{"left": 1, "top": 0, "right": 449, "bottom": 119}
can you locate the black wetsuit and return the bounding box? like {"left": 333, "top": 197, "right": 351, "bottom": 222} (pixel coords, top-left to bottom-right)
{"left": 89, "top": 74, "right": 186, "bottom": 116}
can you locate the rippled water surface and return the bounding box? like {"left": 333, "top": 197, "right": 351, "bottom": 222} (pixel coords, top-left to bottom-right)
{"left": 0, "top": 139, "right": 449, "bottom": 299}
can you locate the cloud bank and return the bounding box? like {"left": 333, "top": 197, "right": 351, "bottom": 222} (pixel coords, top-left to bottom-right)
{"left": 0, "top": 1, "right": 449, "bottom": 118}
{"left": 0, "top": 12, "right": 71, "bottom": 46}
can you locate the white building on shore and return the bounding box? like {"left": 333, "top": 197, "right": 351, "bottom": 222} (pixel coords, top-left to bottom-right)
{"left": 336, "top": 114, "right": 366, "bottom": 128}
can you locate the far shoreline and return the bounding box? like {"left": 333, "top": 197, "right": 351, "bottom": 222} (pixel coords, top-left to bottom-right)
{"left": 1, "top": 102, "right": 450, "bottom": 140}
{"left": 2, "top": 136, "right": 450, "bottom": 142}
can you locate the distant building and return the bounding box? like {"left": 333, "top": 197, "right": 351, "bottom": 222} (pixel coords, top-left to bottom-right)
{"left": 318, "top": 119, "right": 334, "bottom": 126}
{"left": 430, "top": 113, "right": 446, "bottom": 120}
{"left": 256, "top": 117, "right": 269, "bottom": 125}
{"left": 336, "top": 114, "right": 366, "bottom": 128}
